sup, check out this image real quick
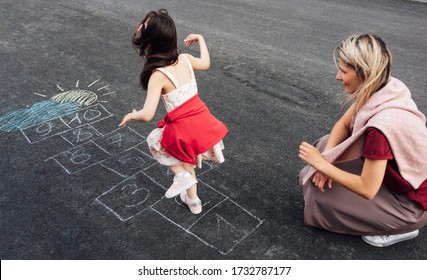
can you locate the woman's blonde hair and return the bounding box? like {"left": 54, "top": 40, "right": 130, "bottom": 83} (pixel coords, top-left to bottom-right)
{"left": 334, "top": 34, "right": 392, "bottom": 112}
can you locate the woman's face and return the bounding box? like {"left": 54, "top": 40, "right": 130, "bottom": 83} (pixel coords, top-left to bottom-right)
{"left": 336, "top": 60, "right": 363, "bottom": 94}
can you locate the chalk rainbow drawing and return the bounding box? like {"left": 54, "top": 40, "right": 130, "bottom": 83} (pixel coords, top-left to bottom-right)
{"left": 0, "top": 78, "right": 114, "bottom": 132}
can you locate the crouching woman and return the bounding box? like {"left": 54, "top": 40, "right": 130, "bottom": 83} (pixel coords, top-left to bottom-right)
{"left": 299, "top": 34, "right": 427, "bottom": 247}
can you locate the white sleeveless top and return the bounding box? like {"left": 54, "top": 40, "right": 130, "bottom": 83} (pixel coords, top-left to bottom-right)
{"left": 156, "top": 54, "right": 198, "bottom": 112}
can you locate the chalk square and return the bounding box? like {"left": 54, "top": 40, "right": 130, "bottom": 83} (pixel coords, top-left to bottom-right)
{"left": 21, "top": 117, "right": 70, "bottom": 144}
{"left": 186, "top": 199, "right": 263, "bottom": 255}
{"left": 151, "top": 180, "right": 228, "bottom": 228}
{"left": 93, "top": 126, "right": 145, "bottom": 155}
{"left": 96, "top": 171, "right": 165, "bottom": 221}
{"left": 60, "top": 125, "right": 102, "bottom": 146}
{"left": 87, "top": 116, "right": 120, "bottom": 135}
{"left": 61, "top": 103, "right": 112, "bottom": 128}
{"left": 51, "top": 141, "right": 110, "bottom": 174}
{"left": 101, "top": 148, "right": 157, "bottom": 178}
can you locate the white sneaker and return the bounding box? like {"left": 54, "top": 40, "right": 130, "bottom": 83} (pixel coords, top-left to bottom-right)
{"left": 180, "top": 192, "right": 202, "bottom": 214}
{"left": 165, "top": 171, "right": 197, "bottom": 198}
{"left": 362, "top": 229, "right": 419, "bottom": 247}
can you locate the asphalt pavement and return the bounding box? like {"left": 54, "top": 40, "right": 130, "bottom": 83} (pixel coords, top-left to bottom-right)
{"left": 0, "top": 0, "right": 426, "bottom": 260}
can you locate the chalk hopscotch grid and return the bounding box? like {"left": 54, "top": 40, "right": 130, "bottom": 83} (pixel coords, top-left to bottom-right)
{"left": 8, "top": 94, "right": 263, "bottom": 255}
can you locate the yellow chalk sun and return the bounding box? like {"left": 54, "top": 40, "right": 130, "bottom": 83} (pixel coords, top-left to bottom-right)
{"left": 34, "top": 78, "right": 116, "bottom": 106}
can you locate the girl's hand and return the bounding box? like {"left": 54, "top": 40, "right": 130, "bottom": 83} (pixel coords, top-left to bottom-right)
{"left": 184, "top": 34, "right": 202, "bottom": 47}
{"left": 119, "top": 109, "right": 137, "bottom": 127}
{"left": 312, "top": 171, "right": 332, "bottom": 192}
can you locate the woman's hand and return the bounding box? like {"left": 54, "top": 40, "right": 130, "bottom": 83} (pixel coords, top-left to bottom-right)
{"left": 119, "top": 109, "right": 137, "bottom": 127}
{"left": 299, "top": 142, "right": 326, "bottom": 168}
{"left": 299, "top": 141, "right": 333, "bottom": 191}
{"left": 312, "top": 171, "right": 332, "bottom": 192}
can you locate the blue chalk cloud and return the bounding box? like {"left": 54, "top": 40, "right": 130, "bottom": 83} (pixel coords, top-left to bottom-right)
{"left": 0, "top": 100, "right": 82, "bottom": 132}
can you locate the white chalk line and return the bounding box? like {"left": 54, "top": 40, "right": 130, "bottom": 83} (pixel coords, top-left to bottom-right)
{"left": 95, "top": 198, "right": 126, "bottom": 222}
{"left": 34, "top": 92, "right": 47, "bottom": 97}
{"left": 97, "top": 85, "right": 109, "bottom": 91}
{"left": 56, "top": 84, "right": 64, "bottom": 91}
{"left": 87, "top": 78, "right": 102, "bottom": 88}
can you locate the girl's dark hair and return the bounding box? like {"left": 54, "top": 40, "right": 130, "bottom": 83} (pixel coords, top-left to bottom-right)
{"left": 132, "top": 9, "right": 180, "bottom": 90}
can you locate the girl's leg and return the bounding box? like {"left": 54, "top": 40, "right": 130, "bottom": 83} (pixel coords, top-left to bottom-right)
{"left": 180, "top": 163, "right": 202, "bottom": 214}
{"left": 165, "top": 163, "right": 197, "bottom": 198}
{"left": 182, "top": 163, "right": 198, "bottom": 200}
{"left": 169, "top": 164, "right": 186, "bottom": 174}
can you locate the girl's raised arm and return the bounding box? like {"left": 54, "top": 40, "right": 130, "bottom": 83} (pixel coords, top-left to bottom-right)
{"left": 184, "top": 34, "right": 210, "bottom": 70}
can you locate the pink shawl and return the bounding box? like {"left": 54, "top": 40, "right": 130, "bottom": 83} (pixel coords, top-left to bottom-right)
{"left": 301, "top": 77, "right": 427, "bottom": 190}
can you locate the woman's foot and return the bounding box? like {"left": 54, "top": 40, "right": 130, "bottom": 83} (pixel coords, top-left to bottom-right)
{"left": 165, "top": 171, "right": 197, "bottom": 198}
{"left": 180, "top": 192, "right": 202, "bottom": 214}
{"left": 362, "top": 229, "right": 419, "bottom": 247}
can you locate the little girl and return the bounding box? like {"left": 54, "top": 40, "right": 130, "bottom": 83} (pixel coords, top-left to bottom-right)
{"left": 119, "top": 9, "right": 228, "bottom": 215}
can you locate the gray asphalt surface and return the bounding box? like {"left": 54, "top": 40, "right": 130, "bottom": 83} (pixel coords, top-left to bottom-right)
{"left": 0, "top": 0, "right": 426, "bottom": 260}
